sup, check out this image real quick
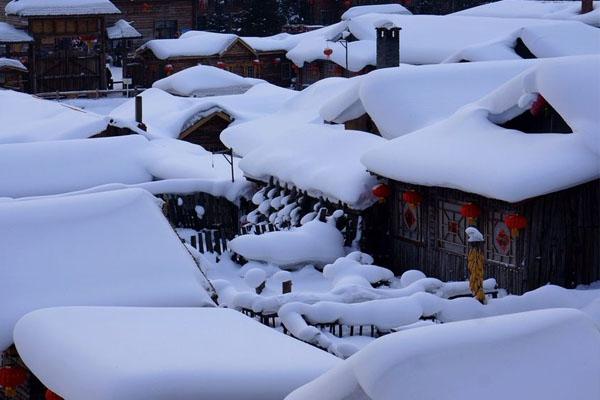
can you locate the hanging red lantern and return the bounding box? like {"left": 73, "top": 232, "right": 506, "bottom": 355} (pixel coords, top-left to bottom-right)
{"left": 0, "top": 366, "right": 27, "bottom": 397}
{"left": 323, "top": 47, "right": 333, "bottom": 58}
{"left": 216, "top": 61, "right": 226, "bottom": 69}
{"left": 45, "top": 390, "right": 63, "bottom": 400}
{"left": 344, "top": 0, "right": 352, "bottom": 8}
{"left": 163, "top": 64, "right": 174, "bottom": 75}
{"left": 504, "top": 214, "right": 527, "bottom": 237}
{"left": 460, "top": 203, "right": 481, "bottom": 225}
{"left": 530, "top": 94, "right": 547, "bottom": 117}
{"left": 372, "top": 183, "right": 391, "bottom": 201}
{"left": 402, "top": 191, "right": 422, "bottom": 206}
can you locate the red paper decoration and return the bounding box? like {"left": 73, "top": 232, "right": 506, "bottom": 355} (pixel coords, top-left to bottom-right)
{"left": 372, "top": 183, "right": 391, "bottom": 200}
{"left": 402, "top": 191, "right": 422, "bottom": 206}
{"left": 504, "top": 214, "right": 527, "bottom": 236}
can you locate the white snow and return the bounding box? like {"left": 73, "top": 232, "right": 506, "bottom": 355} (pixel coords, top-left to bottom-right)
{"left": 229, "top": 216, "right": 346, "bottom": 268}
{"left": 138, "top": 31, "right": 242, "bottom": 60}
{"left": 106, "top": 19, "right": 141, "bottom": 40}
{"left": 361, "top": 56, "right": 600, "bottom": 203}
{"left": 0, "top": 135, "right": 152, "bottom": 198}
{"left": 0, "top": 90, "right": 110, "bottom": 144}
{"left": 14, "top": 307, "right": 340, "bottom": 400}
{"left": 323, "top": 59, "right": 538, "bottom": 138}
{"left": 0, "top": 188, "right": 215, "bottom": 351}
{"left": 286, "top": 308, "right": 600, "bottom": 400}
{"left": 0, "top": 22, "right": 33, "bottom": 43}
{"left": 454, "top": 0, "right": 600, "bottom": 27}
{"left": 0, "top": 57, "right": 26, "bottom": 71}
{"left": 152, "top": 65, "right": 262, "bottom": 97}
{"left": 5, "top": 0, "right": 121, "bottom": 16}
{"left": 238, "top": 124, "right": 383, "bottom": 208}
{"left": 341, "top": 4, "right": 411, "bottom": 21}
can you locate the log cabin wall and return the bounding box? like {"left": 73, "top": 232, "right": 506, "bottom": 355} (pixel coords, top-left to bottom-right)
{"left": 26, "top": 16, "right": 108, "bottom": 93}
{"left": 108, "top": 0, "right": 196, "bottom": 47}
{"left": 0, "top": 67, "right": 27, "bottom": 91}
{"left": 179, "top": 113, "right": 232, "bottom": 153}
{"left": 387, "top": 180, "right": 600, "bottom": 294}
{"left": 297, "top": 60, "right": 373, "bottom": 88}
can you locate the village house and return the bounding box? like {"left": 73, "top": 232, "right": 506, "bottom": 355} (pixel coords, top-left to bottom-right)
{"left": 3, "top": 0, "right": 121, "bottom": 93}
{"left": 106, "top": 19, "right": 141, "bottom": 70}
{"left": 361, "top": 56, "right": 600, "bottom": 294}
{"left": 0, "top": 57, "right": 26, "bottom": 90}
{"left": 0, "top": 22, "right": 31, "bottom": 90}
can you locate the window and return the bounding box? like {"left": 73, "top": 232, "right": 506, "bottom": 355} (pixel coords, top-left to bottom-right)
{"left": 437, "top": 201, "right": 467, "bottom": 255}
{"left": 155, "top": 20, "right": 178, "bottom": 39}
{"left": 485, "top": 210, "right": 516, "bottom": 265}
{"left": 0, "top": 45, "right": 6, "bottom": 57}
{"left": 396, "top": 196, "right": 422, "bottom": 242}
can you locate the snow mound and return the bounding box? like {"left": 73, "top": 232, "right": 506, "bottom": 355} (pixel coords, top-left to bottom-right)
{"left": 286, "top": 308, "right": 600, "bottom": 400}
{"left": 14, "top": 307, "right": 340, "bottom": 400}
{"left": 229, "top": 217, "right": 345, "bottom": 268}
{"left": 138, "top": 31, "right": 240, "bottom": 60}
{"left": 0, "top": 57, "right": 27, "bottom": 71}
{"left": 341, "top": 4, "right": 411, "bottom": 20}
{"left": 323, "top": 253, "right": 394, "bottom": 289}
{"left": 5, "top": 0, "right": 121, "bottom": 16}
{"left": 106, "top": 19, "right": 141, "bottom": 40}
{"left": 0, "top": 189, "right": 215, "bottom": 351}
{"left": 0, "top": 22, "right": 33, "bottom": 42}
{"left": 152, "top": 65, "right": 261, "bottom": 97}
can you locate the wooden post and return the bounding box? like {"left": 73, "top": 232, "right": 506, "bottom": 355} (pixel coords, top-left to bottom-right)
{"left": 282, "top": 280, "right": 292, "bottom": 294}
{"left": 135, "top": 95, "right": 147, "bottom": 131}
{"left": 255, "top": 281, "right": 266, "bottom": 295}
{"left": 582, "top": 0, "right": 593, "bottom": 14}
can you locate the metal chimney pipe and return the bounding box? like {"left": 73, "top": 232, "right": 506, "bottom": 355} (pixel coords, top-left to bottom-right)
{"left": 135, "top": 95, "right": 147, "bottom": 131}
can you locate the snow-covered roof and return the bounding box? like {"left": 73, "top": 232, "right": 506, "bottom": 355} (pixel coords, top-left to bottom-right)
{"left": 138, "top": 31, "right": 248, "bottom": 60}
{"left": 14, "top": 307, "right": 340, "bottom": 399}
{"left": 5, "top": 0, "right": 121, "bottom": 16}
{"left": 239, "top": 124, "right": 383, "bottom": 209}
{"left": 110, "top": 84, "right": 295, "bottom": 139}
{"left": 361, "top": 56, "right": 600, "bottom": 203}
{"left": 152, "top": 65, "right": 262, "bottom": 97}
{"left": 0, "top": 90, "right": 109, "bottom": 143}
{"left": 453, "top": 0, "right": 600, "bottom": 27}
{"left": 286, "top": 308, "right": 600, "bottom": 400}
{"left": 0, "top": 22, "right": 33, "bottom": 43}
{"left": 0, "top": 135, "right": 152, "bottom": 198}
{"left": 0, "top": 188, "right": 215, "bottom": 350}
{"left": 106, "top": 19, "right": 141, "bottom": 40}
{"left": 341, "top": 4, "right": 411, "bottom": 20}
{"left": 0, "top": 57, "right": 27, "bottom": 71}
{"left": 322, "top": 59, "right": 539, "bottom": 139}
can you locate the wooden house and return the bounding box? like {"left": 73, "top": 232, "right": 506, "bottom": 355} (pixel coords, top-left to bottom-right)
{"left": 4, "top": 0, "right": 121, "bottom": 93}
{"left": 0, "top": 57, "right": 27, "bottom": 90}
{"left": 178, "top": 107, "right": 233, "bottom": 153}
{"left": 361, "top": 57, "right": 600, "bottom": 294}
{"left": 106, "top": 19, "right": 142, "bottom": 69}
{"left": 131, "top": 31, "right": 291, "bottom": 88}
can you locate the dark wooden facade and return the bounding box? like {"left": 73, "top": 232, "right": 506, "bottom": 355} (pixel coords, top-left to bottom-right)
{"left": 108, "top": 0, "right": 196, "bottom": 47}
{"left": 0, "top": 63, "right": 27, "bottom": 91}
{"left": 296, "top": 59, "right": 373, "bottom": 88}
{"left": 131, "top": 38, "right": 292, "bottom": 88}
{"left": 179, "top": 110, "right": 232, "bottom": 153}
{"left": 383, "top": 180, "right": 600, "bottom": 295}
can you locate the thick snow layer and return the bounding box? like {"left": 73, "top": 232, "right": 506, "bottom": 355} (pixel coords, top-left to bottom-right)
{"left": 221, "top": 77, "right": 364, "bottom": 156}
{"left": 324, "top": 59, "right": 537, "bottom": 138}
{"left": 341, "top": 4, "right": 411, "bottom": 20}
{"left": 286, "top": 309, "right": 600, "bottom": 400}
{"left": 138, "top": 31, "right": 241, "bottom": 60}
{"left": 152, "top": 65, "right": 261, "bottom": 97}
{"left": 110, "top": 84, "right": 294, "bottom": 139}
{"left": 0, "top": 22, "right": 33, "bottom": 42}
{"left": 454, "top": 0, "right": 600, "bottom": 27}
{"left": 5, "top": 0, "right": 121, "bottom": 16}
{"left": 0, "top": 57, "right": 26, "bottom": 71}
{"left": 14, "top": 307, "right": 340, "bottom": 400}
{"left": 0, "top": 189, "right": 214, "bottom": 351}
{"left": 287, "top": 35, "right": 375, "bottom": 72}
{"left": 229, "top": 217, "right": 346, "bottom": 267}
{"left": 0, "top": 135, "right": 152, "bottom": 198}
{"left": 0, "top": 90, "right": 109, "bottom": 143}
{"left": 106, "top": 19, "right": 141, "bottom": 40}
{"left": 239, "top": 124, "right": 383, "bottom": 208}
{"left": 362, "top": 56, "right": 600, "bottom": 202}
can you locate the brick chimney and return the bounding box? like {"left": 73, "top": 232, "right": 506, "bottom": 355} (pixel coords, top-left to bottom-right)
{"left": 376, "top": 22, "right": 401, "bottom": 69}
{"left": 582, "top": 0, "right": 593, "bottom": 14}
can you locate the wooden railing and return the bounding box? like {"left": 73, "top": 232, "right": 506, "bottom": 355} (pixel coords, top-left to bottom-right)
{"left": 34, "top": 85, "right": 147, "bottom": 99}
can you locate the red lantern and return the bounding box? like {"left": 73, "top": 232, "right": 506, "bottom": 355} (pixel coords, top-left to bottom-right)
{"left": 45, "top": 390, "right": 63, "bottom": 400}
{"left": 460, "top": 203, "right": 481, "bottom": 225}
{"left": 323, "top": 47, "right": 333, "bottom": 58}
{"left": 372, "top": 183, "right": 391, "bottom": 201}
{"left": 530, "top": 94, "right": 547, "bottom": 117}
{"left": 344, "top": 0, "right": 352, "bottom": 8}
{"left": 0, "top": 366, "right": 27, "bottom": 397}
{"left": 163, "top": 64, "right": 174, "bottom": 75}
{"left": 402, "top": 191, "right": 422, "bottom": 206}
{"left": 504, "top": 214, "right": 527, "bottom": 237}
{"left": 216, "top": 61, "right": 226, "bottom": 69}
